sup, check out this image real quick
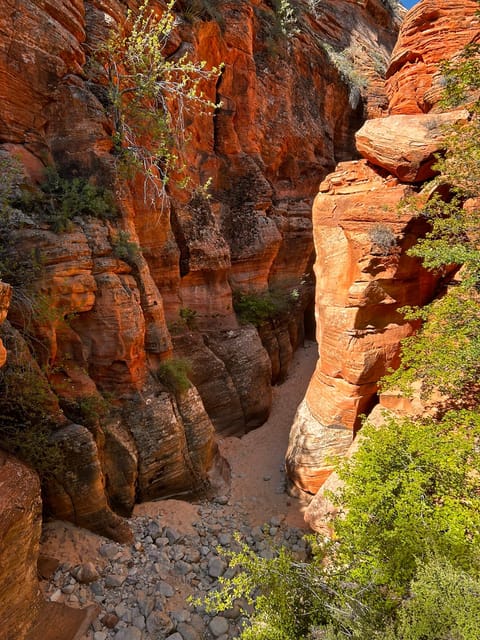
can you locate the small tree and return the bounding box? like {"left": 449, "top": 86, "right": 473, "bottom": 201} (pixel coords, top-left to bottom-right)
{"left": 93, "top": 0, "right": 222, "bottom": 205}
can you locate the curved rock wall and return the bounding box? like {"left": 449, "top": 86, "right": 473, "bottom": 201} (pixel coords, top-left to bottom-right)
{"left": 0, "top": 453, "right": 43, "bottom": 640}
{"left": 287, "top": 0, "right": 480, "bottom": 495}
{"left": 0, "top": 0, "right": 400, "bottom": 534}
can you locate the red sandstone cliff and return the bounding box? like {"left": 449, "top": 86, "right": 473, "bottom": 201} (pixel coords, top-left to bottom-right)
{"left": 286, "top": 0, "right": 480, "bottom": 497}
{"left": 0, "top": 0, "right": 400, "bottom": 538}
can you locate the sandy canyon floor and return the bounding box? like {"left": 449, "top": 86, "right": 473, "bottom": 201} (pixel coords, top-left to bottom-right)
{"left": 39, "top": 340, "right": 318, "bottom": 640}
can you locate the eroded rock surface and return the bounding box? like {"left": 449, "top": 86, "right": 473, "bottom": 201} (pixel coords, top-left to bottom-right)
{"left": 286, "top": 160, "right": 440, "bottom": 492}
{"left": 0, "top": 0, "right": 400, "bottom": 533}
{"left": 385, "top": 0, "right": 480, "bottom": 114}
{"left": 0, "top": 453, "right": 42, "bottom": 640}
{"left": 287, "top": 0, "right": 479, "bottom": 496}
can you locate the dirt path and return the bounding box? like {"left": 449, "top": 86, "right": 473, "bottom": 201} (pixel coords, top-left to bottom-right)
{"left": 218, "top": 339, "right": 317, "bottom": 528}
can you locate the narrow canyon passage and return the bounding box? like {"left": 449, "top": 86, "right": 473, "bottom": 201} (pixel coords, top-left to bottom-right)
{"left": 39, "top": 341, "right": 319, "bottom": 639}
{"left": 217, "top": 339, "right": 318, "bottom": 529}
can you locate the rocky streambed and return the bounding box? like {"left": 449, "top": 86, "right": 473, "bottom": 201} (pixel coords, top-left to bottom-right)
{"left": 38, "top": 342, "right": 318, "bottom": 640}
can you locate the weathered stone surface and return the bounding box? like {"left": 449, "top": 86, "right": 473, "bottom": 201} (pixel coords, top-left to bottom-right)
{"left": 0, "top": 0, "right": 400, "bottom": 533}
{"left": 172, "top": 332, "right": 245, "bottom": 435}
{"left": 127, "top": 387, "right": 218, "bottom": 501}
{"left": 0, "top": 281, "right": 11, "bottom": 368}
{"left": 206, "top": 327, "right": 273, "bottom": 432}
{"left": 44, "top": 423, "right": 133, "bottom": 543}
{"left": 286, "top": 398, "right": 352, "bottom": 496}
{"left": 355, "top": 110, "right": 469, "bottom": 182}
{"left": 385, "top": 0, "right": 480, "bottom": 114}
{"left": 0, "top": 453, "right": 42, "bottom": 640}
{"left": 287, "top": 160, "right": 440, "bottom": 493}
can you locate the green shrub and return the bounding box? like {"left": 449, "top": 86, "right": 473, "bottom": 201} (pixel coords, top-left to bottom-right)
{"left": 178, "top": 0, "right": 225, "bottom": 27}
{"left": 111, "top": 231, "right": 142, "bottom": 265}
{"left": 156, "top": 358, "right": 191, "bottom": 394}
{"left": 233, "top": 290, "right": 291, "bottom": 326}
{"left": 0, "top": 345, "right": 64, "bottom": 480}
{"left": 179, "top": 307, "right": 198, "bottom": 329}
{"left": 386, "top": 557, "right": 480, "bottom": 640}
{"left": 19, "top": 168, "right": 116, "bottom": 232}
{"left": 91, "top": 0, "right": 222, "bottom": 204}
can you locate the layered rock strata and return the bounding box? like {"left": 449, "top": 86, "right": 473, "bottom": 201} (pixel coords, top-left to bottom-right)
{"left": 287, "top": 0, "right": 479, "bottom": 495}
{"left": 0, "top": 0, "right": 400, "bottom": 533}
{"left": 385, "top": 0, "right": 480, "bottom": 114}
{"left": 0, "top": 453, "right": 42, "bottom": 640}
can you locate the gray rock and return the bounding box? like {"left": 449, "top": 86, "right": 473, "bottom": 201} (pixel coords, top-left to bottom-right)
{"left": 70, "top": 562, "right": 100, "bottom": 584}
{"left": 156, "top": 580, "right": 175, "bottom": 597}
{"left": 100, "top": 543, "right": 120, "bottom": 560}
{"left": 164, "top": 527, "right": 182, "bottom": 544}
{"left": 90, "top": 582, "right": 105, "bottom": 596}
{"left": 165, "top": 634, "right": 183, "bottom": 640}
{"left": 218, "top": 533, "right": 231, "bottom": 546}
{"left": 105, "top": 574, "right": 126, "bottom": 588}
{"left": 208, "top": 556, "right": 226, "bottom": 578}
{"left": 176, "top": 622, "right": 201, "bottom": 640}
{"left": 175, "top": 560, "right": 192, "bottom": 576}
{"left": 113, "top": 629, "right": 142, "bottom": 640}
{"left": 146, "top": 610, "right": 174, "bottom": 635}
{"left": 208, "top": 616, "right": 229, "bottom": 637}
{"left": 132, "top": 614, "right": 146, "bottom": 630}
{"left": 171, "top": 609, "right": 190, "bottom": 623}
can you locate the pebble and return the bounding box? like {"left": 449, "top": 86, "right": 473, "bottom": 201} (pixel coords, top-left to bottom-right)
{"left": 209, "top": 616, "right": 229, "bottom": 637}
{"left": 71, "top": 562, "right": 100, "bottom": 584}
{"left": 113, "top": 629, "right": 142, "bottom": 640}
{"left": 208, "top": 556, "right": 226, "bottom": 578}
{"left": 41, "top": 501, "right": 309, "bottom": 640}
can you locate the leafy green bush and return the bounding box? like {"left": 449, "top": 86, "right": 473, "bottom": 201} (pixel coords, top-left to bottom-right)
{"left": 91, "top": 0, "right": 222, "bottom": 204}
{"left": 179, "top": 307, "right": 198, "bottom": 330}
{"left": 200, "top": 411, "right": 480, "bottom": 639}
{"left": 386, "top": 557, "right": 480, "bottom": 640}
{"left": 19, "top": 168, "right": 117, "bottom": 232}
{"left": 111, "top": 231, "right": 142, "bottom": 265}
{"left": 233, "top": 290, "right": 291, "bottom": 326}
{"left": 155, "top": 357, "right": 191, "bottom": 394}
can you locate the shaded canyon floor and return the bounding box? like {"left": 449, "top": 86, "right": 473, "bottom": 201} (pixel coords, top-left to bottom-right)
{"left": 38, "top": 341, "right": 318, "bottom": 640}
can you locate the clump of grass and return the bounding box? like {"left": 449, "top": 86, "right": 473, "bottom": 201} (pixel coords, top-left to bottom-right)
{"left": 233, "top": 290, "right": 291, "bottom": 326}
{"left": 155, "top": 358, "right": 192, "bottom": 394}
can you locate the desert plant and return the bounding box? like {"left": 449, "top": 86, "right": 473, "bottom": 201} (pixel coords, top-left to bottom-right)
{"left": 369, "top": 223, "right": 396, "bottom": 255}
{"left": 179, "top": 306, "right": 198, "bottom": 329}
{"left": 91, "top": 0, "right": 222, "bottom": 205}
{"left": 19, "top": 168, "right": 117, "bottom": 232}
{"left": 233, "top": 290, "right": 291, "bottom": 326}
{"left": 111, "top": 230, "right": 142, "bottom": 265}
{"left": 321, "top": 43, "right": 368, "bottom": 107}
{"left": 155, "top": 357, "right": 191, "bottom": 394}
{"left": 0, "top": 336, "right": 64, "bottom": 480}
{"left": 178, "top": 0, "right": 225, "bottom": 27}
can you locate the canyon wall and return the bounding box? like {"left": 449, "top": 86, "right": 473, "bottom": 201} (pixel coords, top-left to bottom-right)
{"left": 286, "top": 0, "right": 480, "bottom": 495}
{"left": 0, "top": 0, "right": 400, "bottom": 536}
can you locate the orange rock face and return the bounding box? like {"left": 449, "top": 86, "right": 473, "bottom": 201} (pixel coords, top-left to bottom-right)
{"left": 288, "top": 0, "right": 480, "bottom": 498}
{"left": 355, "top": 109, "right": 469, "bottom": 182}
{"left": 0, "top": 282, "right": 11, "bottom": 368}
{"left": 0, "top": 0, "right": 400, "bottom": 533}
{"left": 0, "top": 453, "right": 42, "bottom": 640}
{"left": 286, "top": 160, "right": 440, "bottom": 493}
{"left": 386, "top": 0, "right": 480, "bottom": 114}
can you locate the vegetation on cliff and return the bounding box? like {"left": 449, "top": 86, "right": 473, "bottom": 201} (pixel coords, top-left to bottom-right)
{"left": 199, "top": 40, "right": 480, "bottom": 640}
{"left": 91, "top": 0, "right": 222, "bottom": 204}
